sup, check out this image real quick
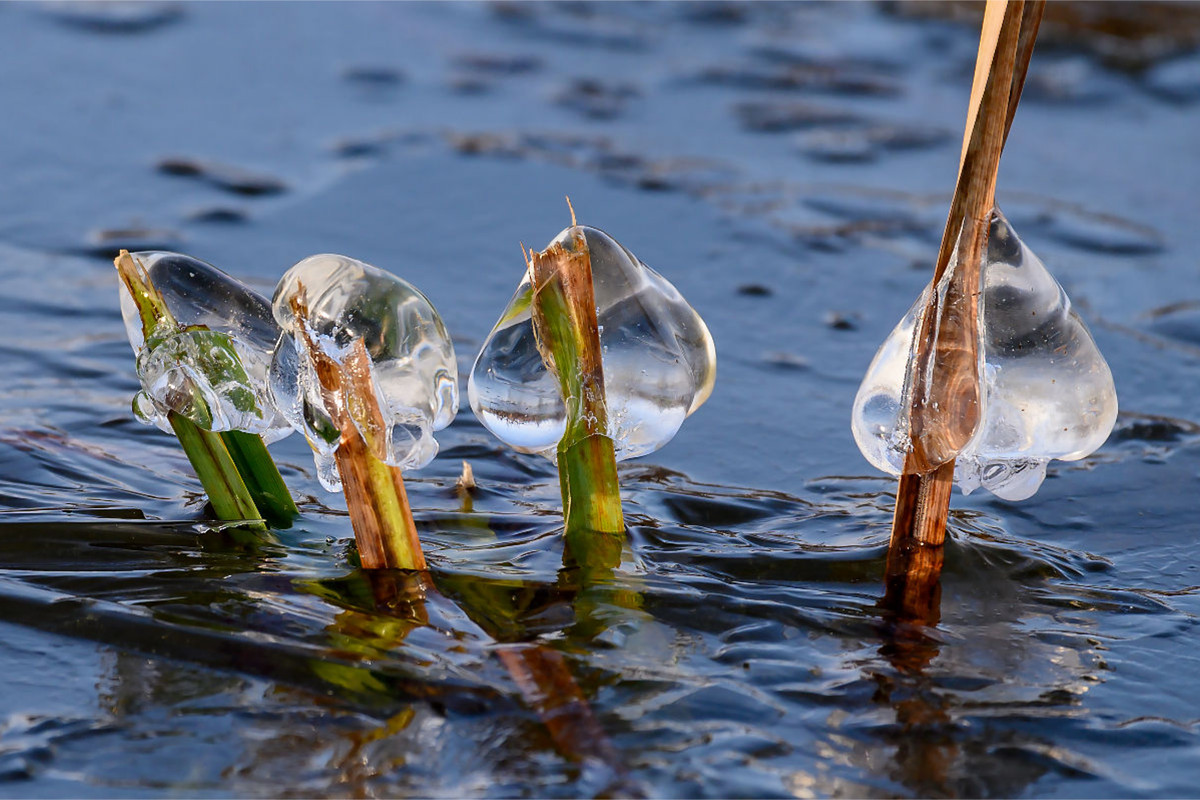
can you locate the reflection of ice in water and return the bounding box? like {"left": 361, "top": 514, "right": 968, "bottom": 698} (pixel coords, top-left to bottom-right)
{"left": 270, "top": 254, "right": 459, "bottom": 491}
{"left": 469, "top": 225, "right": 715, "bottom": 461}
{"left": 852, "top": 209, "right": 1117, "bottom": 500}
{"left": 117, "top": 251, "right": 291, "bottom": 442}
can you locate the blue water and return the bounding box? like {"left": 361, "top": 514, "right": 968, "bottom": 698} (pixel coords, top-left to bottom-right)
{"left": 1, "top": 2, "right": 1199, "bottom": 796}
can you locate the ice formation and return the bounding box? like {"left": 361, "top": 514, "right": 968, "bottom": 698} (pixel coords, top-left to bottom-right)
{"left": 118, "top": 251, "right": 290, "bottom": 441}
{"left": 270, "top": 254, "right": 458, "bottom": 491}
{"left": 469, "top": 225, "right": 716, "bottom": 461}
{"left": 851, "top": 209, "right": 1117, "bottom": 501}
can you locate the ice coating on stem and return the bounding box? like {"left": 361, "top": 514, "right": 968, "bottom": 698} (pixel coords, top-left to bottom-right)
{"left": 469, "top": 225, "right": 716, "bottom": 461}
{"left": 270, "top": 254, "right": 459, "bottom": 491}
{"left": 117, "top": 251, "right": 290, "bottom": 442}
{"left": 851, "top": 209, "right": 1117, "bottom": 501}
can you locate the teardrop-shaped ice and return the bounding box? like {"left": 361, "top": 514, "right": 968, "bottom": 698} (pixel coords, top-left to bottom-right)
{"left": 469, "top": 225, "right": 716, "bottom": 461}
{"left": 270, "top": 254, "right": 458, "bottom": 491}
{"left": 851, "top": 209, "right": 1117, "bottom": 501}
{"left": 117, "top": 251, "right": 291, "bottom": 442}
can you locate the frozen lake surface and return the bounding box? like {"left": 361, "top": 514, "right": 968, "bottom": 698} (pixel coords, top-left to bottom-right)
{"left": 1, "top": 2, "right": 1199, "bottom": 796}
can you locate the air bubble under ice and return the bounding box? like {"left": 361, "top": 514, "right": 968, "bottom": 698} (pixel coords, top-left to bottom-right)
{"left": 469, "top": 225, "right": 716, "bottom": 462}
{"left": 851, "top": 209, "right": 1117, "bottom": 501}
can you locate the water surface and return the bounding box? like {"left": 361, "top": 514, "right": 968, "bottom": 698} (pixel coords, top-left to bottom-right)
{"left": 1, "top": 2, "right": 1199, "bottom": 796}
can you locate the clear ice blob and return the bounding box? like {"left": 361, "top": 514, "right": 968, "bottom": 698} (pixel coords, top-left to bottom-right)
{"left": 851, "top": 209, "right": 1117, "bottom": 501}
{"left": 117, "top": 251, "right": 291, "bottom": 442}
{"left": 270, "top": 254, "right": 459, "bottom": 491}
{"left": 469, "top": 225, "right": 716, "bottom": 461}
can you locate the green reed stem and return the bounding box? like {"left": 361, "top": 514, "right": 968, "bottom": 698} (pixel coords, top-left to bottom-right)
{"left": 115, "top": 249, "right": 291, "bottom": 528}
{"left": 529, "top": 230, "right": 625, "bottom": 569}
{"left": 221, "top": 430, "right": 299, "bottom": 526}
{"left": 169, "top": 412, "right": 263, "bottom": 526}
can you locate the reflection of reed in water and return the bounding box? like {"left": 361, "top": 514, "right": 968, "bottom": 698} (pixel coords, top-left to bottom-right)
{"left": 89, "top": 565, "right": 636, "bottom": 795}
{"left": 318, "top": 569, "right": 639, "bottom": 793}
{"left": 807, "top": 529, "right": 1107, "bottom": 798}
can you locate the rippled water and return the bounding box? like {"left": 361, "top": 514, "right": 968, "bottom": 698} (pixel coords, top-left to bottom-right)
{"left": 2, "top": 2, "right": 1200, "bottom": 796}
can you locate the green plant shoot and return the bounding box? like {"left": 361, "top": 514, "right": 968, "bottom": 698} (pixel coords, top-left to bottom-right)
{"left": 114, "top": 250, "right": 297, "bottom": 527}
{"left": 528, "top": 229, "right": 625, "bottom": 569}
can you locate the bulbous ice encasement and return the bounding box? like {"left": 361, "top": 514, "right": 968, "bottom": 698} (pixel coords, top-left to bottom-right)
{"left": 852, "top": 209, "right": 1117, "bottom": 501}
{"left": 270, "top": 254, "right": 459, "bottom": 491}
{"left": 118, "top": 251, "right": 291, "bottom": 442}
{"left": 469, "top": 225, "right": 716, "bottom": 462}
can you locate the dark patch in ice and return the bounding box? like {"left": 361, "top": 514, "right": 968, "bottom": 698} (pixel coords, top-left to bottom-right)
{"left": 824, "top": 311, "right": 859, "bottom": 331}
{"left": 436, "top": 128, "right": 736, "bottom": 195}
{"left": 737, "top": 284, "right": 773, "bottom": 298}
{"left": 1022, "top": 57, "right": 1121, "bottom": 105}
{"left": 329, "top": 129, "right": 427, "bottom": 159}
{"left": 797, "top": 122, "right": 950, "bottom": 163}
{"left": 734, "top": 101, "right": 862, "bottom": 133}
{"left": 452, "top": 53, "right": 542, "bottom": 76}
{"left": 761, "top": 351, "right": 810, "bottom": 371}
{"left": 1143, "top": 302, "right": 1200, "bottom": 348}
{"left": 490, "top": 2, "right": 648, "bottom": 51}
{"left": 446, "top": 74, "right": 493, "bottom": 95}
{"left": 39, "top": 1, "right": 183, "bottom": 34}
{"left": 331, "top": 137, "right": 385, "bottom": 158}
{"left": 1144, "top": 53, "right": 1200, "bottom": 104}
{"left": 340, "top": 65, "right": 405, "bottom": 87}
{"left": 1033, "top": 209, "right": 1164, "bottom": 255}
{"left": 679, "top": 2, "right": 750, "bottom": 27}
{"left": 77, "top": 227, "right": 184, "bottom": 260}
{"left": 1111, "top": 414, "right": 1200, "bottom": 443}
{"left": 156, "top": 157, "right": 288, "bottom": 197}
{"left": 446, "top": 132, "right": 528, "bottom": 160}
{"left": 187, "top": 207, "right": 248, "bottom": 225}
{"left": 806, "top": 193, "right": 929, "bottom": 229}
{"left": 697, "top": 54, "right": 903, "bottom": 97}
{"left": 554, "top": 78, "right": 640, "bottom": 121}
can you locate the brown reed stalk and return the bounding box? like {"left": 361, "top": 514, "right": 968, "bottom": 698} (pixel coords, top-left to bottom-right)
{"left": 288, "top": 291, "right": 425, "bottom": 571}
{"left": 884, "top": 0, "right": 1046, "bottom": 619}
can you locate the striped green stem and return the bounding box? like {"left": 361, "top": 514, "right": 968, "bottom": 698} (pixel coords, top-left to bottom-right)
{"left": 115, "top": 249, "right": 293, "bottom": 527}
{"left": 529, "top": 228, "right": 625, "bottom": 570}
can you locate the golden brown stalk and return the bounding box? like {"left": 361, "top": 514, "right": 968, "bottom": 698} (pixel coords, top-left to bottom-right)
{"left": 289, "top": 292, "right": 425, "bottom": 571}
{"left": 886, "top": 0, "right": 1045, "bottom": 619}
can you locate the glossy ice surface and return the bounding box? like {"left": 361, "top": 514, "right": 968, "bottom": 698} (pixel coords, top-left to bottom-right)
{"left": 271, "top": 254, "right": 458, "bottom": 490}
{"left": 469, "top": 225, "right": 715, "bottom": 461}
{"left": 9, "top": 3, "right": 1200, "bottom": 796}
{"left": 118, "top": 251, "right": 290, "bottom": 441}
{"left": 852, "top": 210, "right": 1118, "bottom": 500}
